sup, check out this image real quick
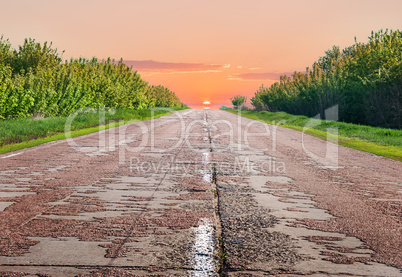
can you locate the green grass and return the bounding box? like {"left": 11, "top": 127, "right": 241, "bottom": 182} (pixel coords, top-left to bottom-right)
{"left": 0, "top": 107, "right": 184, "bottom": 154}
{"left": 227, "top": 109, "right": 402, "bottom": 161}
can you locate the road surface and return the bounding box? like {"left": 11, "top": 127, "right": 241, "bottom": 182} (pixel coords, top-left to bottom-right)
{"left": 0, "top": 110, "right": 401, "bottom": 276}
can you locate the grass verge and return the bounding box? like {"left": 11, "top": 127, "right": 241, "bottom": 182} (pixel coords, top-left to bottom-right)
{"left": 0, "top": 107, "right": 184, "bottom": 155}
{"left": 227, "top": 110, "right": 402, "bottom": 162}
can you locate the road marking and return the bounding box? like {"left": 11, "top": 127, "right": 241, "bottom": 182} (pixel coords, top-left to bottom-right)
{"left": 200, "top": 170, "right": 211, "bottom": 183}
{"left": 0, "top": 152, "right": 22, "bottom": 159}
{"left": 202, "top": 152, "right": 210, "bottom": 164}
{"left": 190, "top": 138, "right": 215, "bottom": 276}
{"left": 190, "top": 218, "right": 215, "bottom": 277}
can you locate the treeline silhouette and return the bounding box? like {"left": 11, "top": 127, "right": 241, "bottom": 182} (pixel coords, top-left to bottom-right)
{"left": 251, "top": 30, "right": 402, "bottom": 129}
{"left": 0, "top": 37, "right": 185, "bottom": 120}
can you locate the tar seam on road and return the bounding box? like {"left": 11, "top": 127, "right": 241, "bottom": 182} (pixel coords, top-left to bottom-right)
{"left": 189, "top": 112, "right": 219, "bottom": 276}
{"left": 204, "top": 111, "right": 226, "bottom": 276}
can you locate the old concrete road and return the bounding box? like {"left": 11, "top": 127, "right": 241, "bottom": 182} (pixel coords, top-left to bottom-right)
{"left": 0, "top": 110, "right": 401, "bottom": 276}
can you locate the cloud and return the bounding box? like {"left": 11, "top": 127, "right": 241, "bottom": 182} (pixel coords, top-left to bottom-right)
{"left": 228, "top": 72, "right": 293, "bottom": 81}
{"left": 122, "top": 60, "right": 229, "bottom": 74}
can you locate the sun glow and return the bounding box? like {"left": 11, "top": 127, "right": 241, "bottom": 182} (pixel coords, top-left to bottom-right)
{"left": 203, "top": 101, "right": 211, "bottom": 109}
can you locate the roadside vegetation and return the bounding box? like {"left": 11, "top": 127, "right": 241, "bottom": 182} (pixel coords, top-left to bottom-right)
{"left": 0, "top": 36, "right": 188, "bottom": 153}
{"left": 230, "top": 95, "right": 247, "bottom": 109}
{"left": 227, "top": 30, "right": 402, "bottom": 160}
{"left": 250, "top": 30, "right": 402, "bottom": 129}
{"left": 0, "top": 36, "right": 186, "bottom": 120}
{"left": 0, "top": 107, "right": 182, "bottom": 154}
{"left": 228, "top": 109, "right": 402, "bottom": 161}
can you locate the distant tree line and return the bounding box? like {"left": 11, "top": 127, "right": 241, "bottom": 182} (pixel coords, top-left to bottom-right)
{"left": 0, "top": 37, "right": 186, "bottom": 120}
{"left": 250, "top": 30, "right": 402, "bottom": 129}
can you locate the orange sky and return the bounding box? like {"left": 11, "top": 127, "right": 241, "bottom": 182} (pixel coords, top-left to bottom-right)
{"left": 1, "top": 0, "right": 402, "bottom": 109}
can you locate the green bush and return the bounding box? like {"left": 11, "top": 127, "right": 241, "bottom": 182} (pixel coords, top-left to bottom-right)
{"left": 250, "top": 30, "right": 402, "bottom": 129}
{"left": 0, "top": 37, "right": 185, "bottom": 120}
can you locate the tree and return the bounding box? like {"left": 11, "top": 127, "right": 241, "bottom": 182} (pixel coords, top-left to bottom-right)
{"left": 0, "top": 35, "right": 14, "bottom": 66}
{"left": 12, "top": 38, "right": 63, "bottom": 75}
{"left": 231, "top": 95, "right": 247, "bottom": 109}
{"left": 248, "top": 29, "right": 402, "bottom": 128}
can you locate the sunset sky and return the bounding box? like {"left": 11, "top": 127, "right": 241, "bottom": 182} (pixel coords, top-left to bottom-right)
{"left": 1, "top": 0, "right": 401, "bottom": 109}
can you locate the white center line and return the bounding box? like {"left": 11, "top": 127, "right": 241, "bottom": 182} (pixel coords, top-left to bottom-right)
{"left": 190, "top": 218, "right": 215, "bottom": 277}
